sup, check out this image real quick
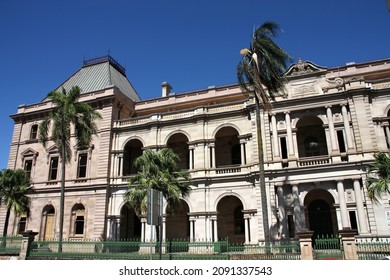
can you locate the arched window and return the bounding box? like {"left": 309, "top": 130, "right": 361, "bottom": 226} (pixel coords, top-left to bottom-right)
{"left": 123, "top": 139, "right": 143, "bottom": 175}
{"left": 296, "top": 116, "right": 328, "bottom": 158}
{"left": 30, "top": 124, "right": 38, "bottom": 140}
{"left": 215, "top": 127, "right": 241, "bottom": 167}
{"left": 71, "top": 204, "right": 85, "bottom": 236}
{"left": 167, "top": 133, "right": 190, "bottom": 170}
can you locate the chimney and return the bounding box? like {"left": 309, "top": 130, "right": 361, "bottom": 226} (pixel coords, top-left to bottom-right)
{"left": 161, "top": 81, "right": 172, "bottom": 97}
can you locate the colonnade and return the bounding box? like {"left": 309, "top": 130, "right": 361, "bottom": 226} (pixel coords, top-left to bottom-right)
{"left": 270, "top": 104, "right": 354, "bottom": 160}
{"left": 275, "top": 179, "right": 369, "bottom": 236}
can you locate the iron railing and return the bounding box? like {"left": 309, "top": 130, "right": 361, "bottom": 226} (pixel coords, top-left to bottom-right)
{"left": 27, "top": 238, "right": 299, "bottom": 260}
{"left": 0, "top": 236, "right": 23, "bottom": 255}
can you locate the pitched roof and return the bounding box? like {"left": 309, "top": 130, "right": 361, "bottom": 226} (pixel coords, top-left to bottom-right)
{"left": 51, "top": 56, "right": 141, "bottom": 102}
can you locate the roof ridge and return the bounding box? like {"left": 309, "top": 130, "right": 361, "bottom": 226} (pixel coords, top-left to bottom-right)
{"left": 83, "top": 55, "right": 126, "bottom": 77}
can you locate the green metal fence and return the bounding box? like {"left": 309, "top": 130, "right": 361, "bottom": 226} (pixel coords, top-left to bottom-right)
{"left": 356, "top": 237, "right": 390, "bottom": 260}
{"left": 0, "top": 236, "right": 23, "bottom": 255}
{"left": 228, "top": 242, "right": 300, "bottom": 260}
{"left": 27, "top": 238, "right": 300, "bottom": 260}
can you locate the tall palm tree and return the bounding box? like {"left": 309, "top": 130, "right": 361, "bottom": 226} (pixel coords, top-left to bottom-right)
{"left": 0, "top": 168, "right": 34, "bottom": 237}
{"left": 39, "top": 86, "right": 102, "bottom": 245}
{"left": 124, "top": 148, "right": 191, "bottom": 239}
{"left": 237, "top": 21, "right": 291, "bottom": 244}
{"left": 367, "top": 150, "right": 390, "bottom": 203}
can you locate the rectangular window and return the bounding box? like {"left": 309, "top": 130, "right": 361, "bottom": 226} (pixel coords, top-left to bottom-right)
{"left": 337, "top": 130, "right": 346, "bottom": 153}
{"left": 349, "top": 211, "right": 358, "bottom": 232}
{"left": 24, "top": 160, "right": 33, "bottom": 179}
{"left": 18, "top": 217, "right": 27, "bottom": 234}
{"left": 75, "top": 215, "right": 85, "bottom": 235}
{"left": 77, "top": 154, "right": 88, "bottom": 178}
{"left": 49, "top": 157, "right": 59, "bottom": 181}
{"left": 30, "top": 125, "right": 38, "bottom": 140}
{"left": 280, "top": 137, "right": 288, "bottom": 159}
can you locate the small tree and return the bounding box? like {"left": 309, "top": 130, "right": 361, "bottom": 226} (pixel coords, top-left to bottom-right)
{"left": 0, "top": 168, "right": 35, "bottom": 237}
{"left": 367, "top": 150, "right": 390, "bottom": 203}
{"left": 124, "top": 148, "right": 191, "bottom": 244}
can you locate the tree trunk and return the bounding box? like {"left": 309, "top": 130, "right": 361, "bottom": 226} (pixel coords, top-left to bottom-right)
{"left": 58, "top": 143, "right": 66, "bottom": 252}
{"left": 255, "top": 98, "right": 270, "bottom": 247}
{"left": 2, "top": 207, "right": 11, "bottom": 237}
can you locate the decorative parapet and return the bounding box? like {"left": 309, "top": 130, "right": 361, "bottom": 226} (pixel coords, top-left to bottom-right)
{"left": 371, "top": 81, "right": 390, "bottom": 90}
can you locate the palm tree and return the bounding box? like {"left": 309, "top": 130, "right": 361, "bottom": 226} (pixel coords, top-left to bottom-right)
{"left": 0, "top": 168, "right": 34, "bottom": 237}
{"left": 367, "top": 150, "right": 390, "bottom": 203}
{"left": 237, "top": 21, "right": 291, "bottom": 244}
{"left": 124, "top": 148, "right": 191, "bottom": 242}
{"left": 39, "top": 86, "right": 102, "bottom": 245}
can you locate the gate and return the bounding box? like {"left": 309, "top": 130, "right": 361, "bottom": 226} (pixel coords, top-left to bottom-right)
{"left": 313, "top": 235, "right": 343, "bottom": 260}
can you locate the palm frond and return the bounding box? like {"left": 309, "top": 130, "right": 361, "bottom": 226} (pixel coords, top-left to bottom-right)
{"left": 366, "top": 151, "right": 390, "bottom": 203}
{"left": 237, "top": 20, "right": 291, "bottom": 111}
{"left": 125, "top": 148, "right": 192, "bottom": 217}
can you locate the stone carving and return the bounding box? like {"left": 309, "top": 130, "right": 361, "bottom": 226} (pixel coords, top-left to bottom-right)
{"left": 292, "top": 82, "right": 317, "bottom": 96}
{"left": 323, "top": 77, "right": 345, "bottom": 92}
{"left": 285, "top": 58, "right": 326, "bottom": 76}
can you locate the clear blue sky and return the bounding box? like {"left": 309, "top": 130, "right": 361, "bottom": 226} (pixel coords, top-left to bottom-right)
{"left": 0, "top": 0, "right": 389, "bottom": 169}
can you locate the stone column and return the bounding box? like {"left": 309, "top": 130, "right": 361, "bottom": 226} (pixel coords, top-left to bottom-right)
{"left": 189, "top": 145, "right": 194, "bottom": 169}
{"left": 337, "top": 180, "right": 349, "bottom": 228}
{"left": 118, "top": 153, "right": 124, "bottom": 177}
{"left": 112, "top": 153, "right": 118, "bottom": 178}
{"left": 110, "top": 153, "right": 115, "bottom": 179}
{"left": 209, "top": 143, "right": 216, "bottom": 168}
{"left": 296, "top": 230, "right": 314, "bottom": 260}
{"left": 285, "top": 111, "right": 295, "bottom": 158}
{"left": 326, "top": 106, "right": 338, "bottom": 153}
{"left": 141, "top": 217, "right": 147, "bottom": 242}
{"left": 341, "top": 104, "right": 354, "bottom": 150}
{"left": 353, "top": 179, "right": 369, "bottom": 234}
{"left": 240, "top": 139, "right": 246, "bottom": 165}
{"left": 189, "top": 217, "right": 195, "bottom": 242}
{"left": 212, "top": 217, "right": 218, "bottom": 242}
{"left": 271, "top": 114, "right": 280, "bottom": 159}
{"left": 244, "top": 215, "right": 250, "bottom": 244}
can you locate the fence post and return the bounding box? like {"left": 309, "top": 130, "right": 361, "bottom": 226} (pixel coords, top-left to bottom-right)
{"left": 19, "top": 230, "right": 38, "bottom": 260}
{"left": 339, "top": 228, "right": 358, "bottom": 260}
{"left": 296, "top": 230, "right": 314, "bottom": 260}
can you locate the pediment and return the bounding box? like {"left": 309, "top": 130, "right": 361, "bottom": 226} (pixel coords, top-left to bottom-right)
{"left": 46, "top": 145, "right": 59, "bottom": 154}
{"left": 285, "top": 59, "right": 327, "bottom": 77}
{"left": 21, "top": 148, "right": 39, "bottom": 157}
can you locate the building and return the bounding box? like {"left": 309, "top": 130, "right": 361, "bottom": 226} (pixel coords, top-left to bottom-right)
{"left": 1, "top": 55, "right": 389, "bottom": 244}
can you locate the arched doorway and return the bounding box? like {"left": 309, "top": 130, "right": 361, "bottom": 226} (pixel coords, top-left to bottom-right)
{"left": 305, "top": 189, "right": 337, "bottom": 238}
{"left": 217, "top": 196, "right": 245, "bottom": 244}
{"left": 165, "top": 200, "right": 190, "bottom": 240}
{"left": 120, "top": 204, "right": 141, "bottom": 240}
{"left": 42, "top": 205, "right": 55, "bottom": 241}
